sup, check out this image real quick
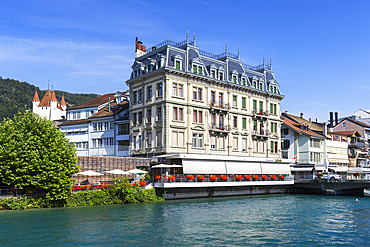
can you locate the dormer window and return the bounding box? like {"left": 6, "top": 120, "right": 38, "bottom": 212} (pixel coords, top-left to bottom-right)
{"left": 259, "top": 82, "right": 263, "bottom": 91}
{"left": 171, "top": 54, "right": 183, "bottom": 71}
{"left": 211, "top": 70, "right": 216, "bottom": 78}
{"left": 230, "top": 70, "right": 239, "bottom": 84}
{"left": 219, "top": 73, "right": 223, "bottom": 80}
{"left": 242, "top": 78, "right": 246, "bottom": 85}
{"left": 156, "top": 54, "right": 166, "bottom": 69}
{"left": 233, "top": 76, "right": 237, "bottom": 83}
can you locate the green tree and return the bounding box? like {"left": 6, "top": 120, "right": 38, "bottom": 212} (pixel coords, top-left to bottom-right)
{"left": 0, "top": 112, "right": 79, "bottom": 200}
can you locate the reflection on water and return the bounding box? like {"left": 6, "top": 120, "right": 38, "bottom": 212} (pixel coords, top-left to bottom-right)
{"left": 1, "top": 195, "right": 370, "bottom": 246}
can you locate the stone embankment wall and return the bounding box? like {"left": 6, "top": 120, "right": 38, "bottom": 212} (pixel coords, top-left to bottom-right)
{"left": 72, "top": 156, "right": 150, "bottom": 183}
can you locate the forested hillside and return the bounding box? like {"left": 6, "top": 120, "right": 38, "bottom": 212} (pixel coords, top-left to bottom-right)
{"left": 0, "top": 77, "right": 99, "bottom": 121}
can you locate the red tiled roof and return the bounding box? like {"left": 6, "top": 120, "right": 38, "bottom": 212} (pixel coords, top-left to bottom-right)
{"left": 332, "top": 130, "right": 361, "bottom": 137}
{"left": 32, "top": 91, "right": 40, "bottom": 102}
{"left": 67, "top": 93, "right": 116, "bottom": 110}
{"left": 283, "top": 117, "right": 326, "bottom": 138}
{"left": 51, "top": 91, "right": 58, "bottom": 101}
{"left": 59, "top": 119, "right": 90, "bottom": 126}
{"left": 60, "top": 96, "right": 66, "bottom": 106}
{"left": 285, "top": 114, "right": 323, "bottom": 132}
{"left": 88, "top": 102, "right": 118, "bottom": 119}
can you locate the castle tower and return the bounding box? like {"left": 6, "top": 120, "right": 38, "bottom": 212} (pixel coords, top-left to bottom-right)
{"left": 32, "top": 91, "right": 40, "bottom": 115}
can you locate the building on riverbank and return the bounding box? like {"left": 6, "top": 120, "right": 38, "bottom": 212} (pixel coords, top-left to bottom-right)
{"left": 126, "top": 35, "right": 284, "bottom": 158}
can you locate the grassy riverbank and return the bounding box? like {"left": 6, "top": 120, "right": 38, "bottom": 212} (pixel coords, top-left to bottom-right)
{"left": 0, "top": 178, "right": 163, "bottom": 210}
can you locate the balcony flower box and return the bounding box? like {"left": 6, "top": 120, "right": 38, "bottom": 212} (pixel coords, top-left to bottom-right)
{"left": 279, "top": 175, "right": 284, "bottom": 180}
{"left": 244, "top": 175, "right": 251, "bottom": 180}
{"left": 197, "top": 175, "right": 205, "bottom": 181}
{"left": 168, "top": 175, "right": 176, "bottom": 182}
{"left": 252, "top": 175, "right": 259, "bottom": 180}
{"left": 235, "top": 175, "right": 242, "bottom": 181}
{"left": 186, "top": 175, "right": 195, "bottom": 181}
{"left": 210, "top": 175, "right": 218, "bottom": 181}
{"left": 220, "top": 175, "right": 228, "bottom": 181}
{"left": 271, "top": 175, "right": 276, "bottom": 180}
{"left": 154, "top": 175, "right": 161, "bottom": 181}
{"left": 262, "top": 175, "right": 268, "bottom": 180}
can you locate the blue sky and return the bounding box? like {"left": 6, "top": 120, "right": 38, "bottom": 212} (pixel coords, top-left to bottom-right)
{"left": 0, "top": 0, "right": 369, "bottom": 122}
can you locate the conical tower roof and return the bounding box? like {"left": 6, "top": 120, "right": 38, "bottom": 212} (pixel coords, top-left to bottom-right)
{"left": 32, "top": 91, "right": 40, "bottom": 102}
{"left": 51, "top": 91, "right": 57, "bottom": 101}
{"left": 60, "top": 96, "right": 66, "bottom": 106}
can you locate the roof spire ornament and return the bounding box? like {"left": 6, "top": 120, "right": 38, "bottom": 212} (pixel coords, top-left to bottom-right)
{"left": 225, "top": 38, "right": 228, "bottom": 55}
{"left": 193, "top": 26, "right": 196, "bottom": 46}
{"left": 169, "top": 32, "right": 171, "bottom": 43}
{"left": 238, "top": 44, "right": 240, "bottom": 60}
{"left": 186, "top": 24, "right": 189, "bottom": 45}
{"left": 263, "top": 55, "right": 265, "bottom": 68}
{"left": 270, "top": 58, "right": 272, "bottom": 70}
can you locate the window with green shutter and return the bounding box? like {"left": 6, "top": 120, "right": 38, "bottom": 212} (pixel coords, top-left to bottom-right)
{"left": 271, "top": 141, "right": 274, "bottom": 152}
{"left": 274, "top": 104, "right": 277, "bottom": 114}
{"left": 253, "top": 120, "right": 257, "bottom": 130}
{"left": 270, "top": 86, "right": 273, "bottom": 92}
{"left": 233, "top": 76, "right": 236, "bottom": 83}
{"left": 271, "top": 123, "right": 274, "bottom": 133}
{"left": 193, "top": 65, "right": 197, "bottom": 73}
{"left": 242, "top": 78, "right": 246, "bottom": 85}
{"left": 270, "top": 104, "right": 273, "bottom": 114}
{"left": 243, "top": 118, "right": 246, "bottom": 129}
{"left": 176, "top": 61, "right": 180, "bottom": 70}
{"left": 274, "top": 87, "right": 277, "bottom": 93}
{"left": 259, "top": 83, "right": 263, "bottom": 90}
{"left": 233, "top": 95, "right": 237, "bottom": 107}
{"left": 259, "top": 101, "right": 263, "bottom": 111}
{"left": 253, "top": 100, "right": 257, "bottom": 110}
{"left": 198, "top": 67, "right": 202, "bottom": 75}
{"left": 253, "top": 81, "right": 256, "bottom": 88}
{"left": 242, "top": 98, "right": 246, "bottom": 109}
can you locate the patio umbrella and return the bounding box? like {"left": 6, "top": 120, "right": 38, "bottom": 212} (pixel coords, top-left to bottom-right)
{"left": 128, "top": 168, "right": 148, "bottom": 174}
{"left": 76, "top": 170, "right": 104, "bottom": 176}
{"left": 105, "top": 169, "right": 129, "bottom": 175}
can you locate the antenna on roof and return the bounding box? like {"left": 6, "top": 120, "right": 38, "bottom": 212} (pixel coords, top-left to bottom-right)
{"left": 263, "top": 55, "right": 265, "bottom": 68}
{"left": 48, "top": 80, "right": 50, "bottom": 90}
{"left": 51, "top": 81, "right": 54, "bottom": 91}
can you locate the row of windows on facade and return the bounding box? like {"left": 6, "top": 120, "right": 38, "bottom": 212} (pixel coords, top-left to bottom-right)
{"left": 134, "top": 58, "right": 279, "bottom": 94}
{"left": 132, "top": 130, "right": 279, "bottom": 154}
{"left": 132, "top": 82, "right": 279, "bottom": 115}
{"left": 71, "top": 140, "right": 130, "bottom": 151}
{"left": 65, "top": 123, "right": 128, "bottom": 136}
{"left": 67, "top": 110, "right": 96, "bottom": 120}
{"left": 133, "top": 59, "right": 164, "bottom": 78}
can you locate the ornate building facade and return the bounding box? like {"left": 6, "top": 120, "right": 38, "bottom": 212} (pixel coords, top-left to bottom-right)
{"left": 126, "top": 36, "right": 284, "bottom": 158}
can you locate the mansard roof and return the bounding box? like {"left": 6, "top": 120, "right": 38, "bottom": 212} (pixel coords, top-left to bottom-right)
{"left": 130, "top": 37, "right": 282, "bottom": 96}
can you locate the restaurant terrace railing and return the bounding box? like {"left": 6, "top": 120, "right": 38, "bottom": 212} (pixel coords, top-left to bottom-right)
{"left": 153, "top": 174, "right": 293, "bottom": 184}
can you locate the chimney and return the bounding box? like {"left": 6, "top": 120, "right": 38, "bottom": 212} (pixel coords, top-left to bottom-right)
{"left": 285, "top": 110, "right": 289, "bottom": 114}
{"left": 309, "top": 118, "right": 312, "bottom": 122}
{"left": 329, "top": 112, "right": 333, "bottom": 128}
{"left": 300, "top": 113, "right": 304, "bottom": 119}
{"left": 135, "top": 37, "right": 146, "bottom": 58}
{"left": 335, "top": 112, "right": 338, "bottom": 126}
{"left": 323, "top": 123, "right": 327, "bottom": 137}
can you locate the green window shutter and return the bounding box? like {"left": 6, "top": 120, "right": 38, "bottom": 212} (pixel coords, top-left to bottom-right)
{"left": 242, "top": 78, "right": 246, "bottom": 85}
{"left": 259, "top": 102, "right": 263, "bottom": 111}
{"left": 199, "top": 67, "right": 202, "bottom": 75}
{"left": 270, "top": 104, "right": 273, "bottom": 114}
{"left": 243, "top": 118, "right": 246, "bottom": 129}
{"left": 270, "top": 86, "right": 273, "bottom": 92}
{"left": 253, "top": 100, "right": 257, "bottom": 110}
{"left": 193, "top": 65, "right": 197, "bottom": 73}
{"left": 253, "top": 81, "right": 256, "bottom": 88}
{"left": 271, "top": 123, "right": 273, "bottom": 132}
{"left": 274, "top": 104, "right": 277, "bottom": 114}
{"left": 233, "top": 76, "right": 236, "bottom": 83}
{"left": 260, "top": 83, "right": 263, "bottom": 90}
{"left": 176, "top": 61, "right": 180, "bottom": 70}
{"left": 271, "top": 141, "right": 273, "bottom": 152}
{"left": 254, "top": 120, "right": 257, "bottom": 128}
{"left": 274, "top": 87, "right": 277, "bottom": 93}
{"left": 242, "top": 98, "right": 246, "bottom": 108}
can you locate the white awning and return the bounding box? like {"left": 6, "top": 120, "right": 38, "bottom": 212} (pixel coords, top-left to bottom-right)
{"left": 81, "top": 128, "right": 88, "bottom": 132}
{"left": 330, "top": 167, "right": 349, "bottom": 172}
{"left": 328, "top": 158, "right": 349, "bottom": 164}
{"left": 226, "top": 162, "right": 262, "bottom": 174}
{"left": 291, "top": 167, "right": 313, "bottom": 172}
{"left": 182, "top": 160, "right": 226, "bottom": 174}
{"left": 261, "top": 163, "right": 291, "bottom": 174}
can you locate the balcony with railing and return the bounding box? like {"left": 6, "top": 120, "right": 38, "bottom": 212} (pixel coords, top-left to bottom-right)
{"left": 252, "top": 130, "right": 270, "bottom": 138}
{"left": 145, "top": 39, "right": 195, "bottom": 54}
{"left": 349, "top": 141, "right": 366, "bottom": 148}
{"left": 252, "top": 109, "right": 270, "bottom": 118}
{"left": 209, "top": 124, "right": 231, "bottom": 133}
{"left": 209, "top": 101, "right": 231, "bottom": 111}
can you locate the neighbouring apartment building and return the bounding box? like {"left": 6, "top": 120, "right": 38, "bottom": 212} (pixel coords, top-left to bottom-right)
{"left": 126, "top": 36, "right": 284, "bottom": 158}
{"left": 59, "top": 91, "right": 130, "bottom": 157}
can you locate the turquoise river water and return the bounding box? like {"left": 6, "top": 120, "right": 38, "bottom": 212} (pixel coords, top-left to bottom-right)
{"left": 1, "top": 194, "right": 370, "bottom": 246}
